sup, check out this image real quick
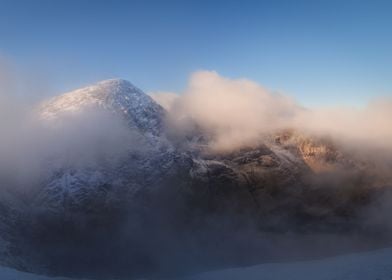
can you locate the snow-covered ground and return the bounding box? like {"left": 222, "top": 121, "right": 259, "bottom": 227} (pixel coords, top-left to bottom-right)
{"left": 184, "top": 247, "right": 392, "bottom": 280}
{"left": 1, "top": 247, "right": 392, "bottom": 280}
{"left": 0, "top": 266, "right": 75, "bottom": 280}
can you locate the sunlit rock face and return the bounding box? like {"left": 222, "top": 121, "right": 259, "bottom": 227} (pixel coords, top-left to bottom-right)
{"left": 0, "top": 80, "right": 391, "bottom": 279}
{"left": 273, "top": 131, "right": 359, "bottom": 173}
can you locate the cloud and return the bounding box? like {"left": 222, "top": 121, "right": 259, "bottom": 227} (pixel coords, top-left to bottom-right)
{"left": 149, "top": 91, "right": 179, "bottom": 111}
{"left": 152, "top": 70, "right": 392, "bottom": 154}
{"left": 159, "top": 71, "right": 301, "bottom": 151}
{"left": 295, "top": 98, "right": 392, "bottom": 153}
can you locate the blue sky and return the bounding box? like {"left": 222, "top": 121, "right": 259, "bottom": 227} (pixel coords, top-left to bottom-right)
{"left": 0, "top": 0, "right": 392, "bottom": 106}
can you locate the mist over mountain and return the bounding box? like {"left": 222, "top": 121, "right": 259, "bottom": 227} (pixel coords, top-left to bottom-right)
{"left": 151, "top": 71, "right": 392, "bottom": 154}
{"left": 0, "top": 73, "right": 392, "bottom": 279}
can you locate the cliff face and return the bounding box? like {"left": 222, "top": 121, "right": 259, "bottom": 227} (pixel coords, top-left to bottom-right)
{"left": 272, "top": 130, "right": 373, "bottom": 173}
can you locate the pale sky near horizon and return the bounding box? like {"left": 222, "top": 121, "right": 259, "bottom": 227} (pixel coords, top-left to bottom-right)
{"left": 0, "top": 0, "right": 392, "bottom": 107}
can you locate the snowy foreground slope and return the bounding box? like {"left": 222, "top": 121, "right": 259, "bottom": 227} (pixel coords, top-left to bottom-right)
{"left": 0, "top": 266, "right": 74, "bottom": 280}
{"left": 184, "top": 247, "right": 392, "bottom": 280}
{"left": 1, "top": 247, "right": 392, "bottom": 280}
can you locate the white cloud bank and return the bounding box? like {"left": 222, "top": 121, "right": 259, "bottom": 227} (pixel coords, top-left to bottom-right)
{"left": 151, "top": 70, "right": 392, "bottom": 153}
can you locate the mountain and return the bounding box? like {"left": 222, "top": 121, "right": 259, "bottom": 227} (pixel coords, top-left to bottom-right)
{"left": 0, "top": 79, "right": 391, "bottom": 279}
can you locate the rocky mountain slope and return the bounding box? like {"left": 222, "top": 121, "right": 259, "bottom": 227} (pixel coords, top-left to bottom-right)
{"left": 34, "top": 79, "right": 183, "bottom": 212}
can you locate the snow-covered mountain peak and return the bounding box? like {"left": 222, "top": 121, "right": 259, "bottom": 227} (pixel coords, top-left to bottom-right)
{"left": 90, "top": 78, "right": 142, "bottom": 97}
{"left": 39, "top": 78, "right": 166, "bottom": 136}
